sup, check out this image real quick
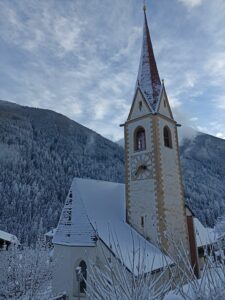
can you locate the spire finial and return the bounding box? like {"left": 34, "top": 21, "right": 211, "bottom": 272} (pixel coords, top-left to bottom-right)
{"left": 143, "top": 0, "right": 147, "bottom": 12}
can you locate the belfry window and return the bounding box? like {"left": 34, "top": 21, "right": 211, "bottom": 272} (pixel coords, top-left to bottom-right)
{"left": 134, "top": 127, "right": 146, "bottom": 151}
{"left": 163, "top": 126, "right": 172, "bottom": 148}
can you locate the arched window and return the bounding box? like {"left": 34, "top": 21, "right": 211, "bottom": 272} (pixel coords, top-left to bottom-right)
{"left": 163, "top": 126, "right": 172, "bottom": 148}
{"left": 134, "top": 127, "right": 146, "bottom": 151}
{"left": 76, "top": 260, "right": 87, "bottom": 294}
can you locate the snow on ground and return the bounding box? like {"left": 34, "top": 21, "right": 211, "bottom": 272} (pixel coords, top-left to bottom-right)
{"left": 11, "top": 280, "right": 52, "bottom": 300}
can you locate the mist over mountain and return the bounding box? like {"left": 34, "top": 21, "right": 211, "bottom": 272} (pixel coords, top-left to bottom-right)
{"left": 0, "top": 100, "right": 225, "bottom": 244}
{"left": 0, "top": 100, "right": 124, "bottom": 244}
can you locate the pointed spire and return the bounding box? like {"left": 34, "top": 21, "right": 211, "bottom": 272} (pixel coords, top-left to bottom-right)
{"left": 136, "top": 6, "right": 161, "bottom": 111}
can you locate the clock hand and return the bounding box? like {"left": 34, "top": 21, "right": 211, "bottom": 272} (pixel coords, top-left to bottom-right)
{"left": 141, "top": 165, "right": 147, "bottom": 170}
{"left": 135, "top": 165, "right": 147, "bottom": 176}
{"left": 135, "top": 167, "right": 140, "bottom": 176}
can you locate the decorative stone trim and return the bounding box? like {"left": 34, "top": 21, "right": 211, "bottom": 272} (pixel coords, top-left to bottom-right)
{"left": 124, "top": 123, "right": 131, "bottom": 223}
{"left": 174, "top": 124, "right": 192, "bottom": 256}
{"left": 126, "top": 112, "right": 177, "bottom": 127}
{"left": 152, "top": 115, "right": 169, "bottom": 251}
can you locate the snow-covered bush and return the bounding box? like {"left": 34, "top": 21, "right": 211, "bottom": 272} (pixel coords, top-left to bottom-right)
{"left": 87, "top": 262, "right": 171, "bottom": 300}
{"left": 167, "top": 242, "right": 225, "bottom": 300}
{"left": 86, "top": 233, "right": 225, "bottom": 300}
{"left": 215, "top": 214, "right": 225, "bottom": 238}
{"left": 86, "top": 239, "right": 172, "bottom": 300}
{"left": 0, "top": 240, "right": 52, "bottom": 299}
{"left": 176, "top": 256, "right": 225, "bottom": 299}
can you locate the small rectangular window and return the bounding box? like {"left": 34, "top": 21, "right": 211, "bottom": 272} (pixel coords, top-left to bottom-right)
{"left": 139, "top": 101, "right": 142, "bottom": 111}
{"left": 141, "top": 216, "right": 144, "bottom": 228}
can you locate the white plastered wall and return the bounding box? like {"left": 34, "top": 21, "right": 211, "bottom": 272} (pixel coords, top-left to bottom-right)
{"left": 158, "top": 90, "right": 173, "bottom": 119}
{"left": 53, "top": 244, "right": 97, "bottom": 300}
{"left": 53, "top": 241, "right": 132, "bottom": 300}
{"left": 128, "top": 90, "right": 150, "bottom": 120}
{"left": 158, "top": 118, "right": 189, "bottom": 254}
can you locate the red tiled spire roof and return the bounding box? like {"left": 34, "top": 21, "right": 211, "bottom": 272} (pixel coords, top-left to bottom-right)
{"left": 136, "top": 7, "right": 161, "bottom": 111}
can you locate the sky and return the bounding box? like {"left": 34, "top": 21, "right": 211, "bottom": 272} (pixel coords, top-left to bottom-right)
{"left": 0, "top": 0, "right": 225, "bottom": 141}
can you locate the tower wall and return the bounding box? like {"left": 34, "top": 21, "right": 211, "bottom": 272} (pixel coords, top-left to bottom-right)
{"left": 125, "top": 116, "right": 158, "bottom": 244}
{"left": 157, "top": 116, "right": 189, "bottom": 254}
{"left": 125, "top": 113, "right": 190, "bottom": 256}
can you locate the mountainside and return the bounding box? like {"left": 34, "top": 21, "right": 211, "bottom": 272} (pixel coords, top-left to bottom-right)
{"left": 180, "top": 133, "right": 225, "bottom": 227}
{"left": 1, "top": 100, "right": 225, "bottom": 244}
{"left": 0, "top": 100, "right": 124, "bottom": 244}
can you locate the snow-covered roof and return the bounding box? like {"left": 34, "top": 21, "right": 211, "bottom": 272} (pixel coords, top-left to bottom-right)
{"left": 53, "top": 178, "right": 172, "bottom": 273}
{"left": 194, "top": 218, "right": 216, "bottom": 247}
{"left": 53, "top": 183, "right": 96, "bottom": 247}
{"left": 136, "top": 10, "right": 161, "bottom": 112}
{"left": 45, "top": 228, "right": 57, "bottom": 238}
{"left": 0, "top": 230, "right": 20, "bottom": 244}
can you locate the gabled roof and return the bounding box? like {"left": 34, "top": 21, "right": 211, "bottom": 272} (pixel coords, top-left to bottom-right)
{"left": 45, "top": 228, "right": 57, "bottom": 238}
{"left": 0, "top": 230, "right": 20, "bottom": 245}
{"left": 53, "top": 184, "right": 96, "bottom": 247}
{"left": 127, "top": 86, "right": 151, "bottom": 120}
{"left": 54, "top": 178, "right": 172, "bottom": 273}
{"left": 194, "top": 218, "right": 216, "bottom": 248}
{"left": 136, "top": 8, "right": 161, "bottom": 112}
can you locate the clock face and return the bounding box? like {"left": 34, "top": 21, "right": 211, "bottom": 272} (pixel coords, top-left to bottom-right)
{"left": 130, "top": 152, "right": 153, "bottom": 180}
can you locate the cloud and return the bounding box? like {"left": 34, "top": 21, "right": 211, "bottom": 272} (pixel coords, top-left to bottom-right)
{"left": 172, "top": 107, "right": 199, "bottom": 145}
{"left": 178, "top": 126, "right": 199, "bottom": 145}
{"left": 215, "top": 133, "right": 225, "bottom": 139}
{"left": 204, "top": 52, "right": 225, "bottom": 86}
{"left": 0, "top": 0, "right": 140, "bottom": 140}
{"left": 178, "top": 0, "right": 203, "bottom": 8}
{"left": 0, "top": 0, "right": 225, "bottom": 142}
{"left": 0, "top": 0, "right": 86, "bottom": 56}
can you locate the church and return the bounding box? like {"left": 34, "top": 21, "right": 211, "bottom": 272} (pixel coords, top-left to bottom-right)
{"left": 52, "top": 6, "right": 200, "bottom": 300}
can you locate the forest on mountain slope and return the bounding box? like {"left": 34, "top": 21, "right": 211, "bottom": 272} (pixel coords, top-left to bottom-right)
{"left": 180, "top": 134, "right": 225, "bottom": 227}
{"left": 0, "top": 100, "right": 124, "bottom": 244}
{"left": 0, "top": 100, "right": 225, "bottom": 243}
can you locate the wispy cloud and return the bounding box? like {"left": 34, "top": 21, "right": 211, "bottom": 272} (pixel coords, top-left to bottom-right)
{"left": 178, "top": 0, "right": 204, "bottom": 8}
{"left": 0, "top": 0, "right": 140, "bottom": 140}
{"left": 0, "top": 0, "right": 225, "bottom": 141}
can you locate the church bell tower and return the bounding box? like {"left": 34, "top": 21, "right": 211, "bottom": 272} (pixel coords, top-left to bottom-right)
{"left": 124, "top": 6, "right": 190, "bottom": 257}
